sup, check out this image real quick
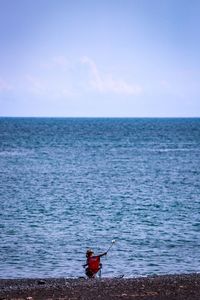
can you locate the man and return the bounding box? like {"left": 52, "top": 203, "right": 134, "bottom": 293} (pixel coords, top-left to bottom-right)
{"left": 84, "top": 249, "right": 107, "bottom": 278}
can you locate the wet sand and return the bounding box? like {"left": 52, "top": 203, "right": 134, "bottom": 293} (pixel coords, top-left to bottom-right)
{"left": 0, "top": 273, "right": 200, "bottom": 299}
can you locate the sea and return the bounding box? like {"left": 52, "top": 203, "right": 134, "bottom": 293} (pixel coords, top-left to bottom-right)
{"left": 0, "top": 118, "right": 200, "bottom": 278}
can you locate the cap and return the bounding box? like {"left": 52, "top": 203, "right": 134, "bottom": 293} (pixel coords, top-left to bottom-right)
{"left": 86, "top": 249, "right": 94, "bottom": 257}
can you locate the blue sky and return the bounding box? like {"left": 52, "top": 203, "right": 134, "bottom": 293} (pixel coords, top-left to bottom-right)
{"left": 0, "top": 0, "right": 200, "bottom": 117}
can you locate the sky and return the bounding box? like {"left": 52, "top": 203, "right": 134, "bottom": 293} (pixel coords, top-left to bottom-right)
{"left": 0, "top": 0, "right": 200, "bottom": 117}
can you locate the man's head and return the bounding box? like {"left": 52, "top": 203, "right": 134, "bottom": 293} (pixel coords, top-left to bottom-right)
{"left": 86, "top": 249, "right": 94, "bottom": 258}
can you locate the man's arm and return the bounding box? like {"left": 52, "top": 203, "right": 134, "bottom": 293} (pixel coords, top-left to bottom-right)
{"left": 99, "top": 252, "right": 107, "bottom": 257}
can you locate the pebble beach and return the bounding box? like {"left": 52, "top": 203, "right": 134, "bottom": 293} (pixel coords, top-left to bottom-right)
{"left": 0, "top": 273, "right": 200, "bottom": 300}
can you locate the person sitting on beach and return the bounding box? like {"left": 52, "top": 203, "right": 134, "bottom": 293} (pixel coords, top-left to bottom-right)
{"left": 83, "top": 249, "right": 107, "bottom": 278}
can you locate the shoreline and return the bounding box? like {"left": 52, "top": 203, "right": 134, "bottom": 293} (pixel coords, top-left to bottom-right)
{"left": 0, "top": 273, "right": 200, "bottom": 299}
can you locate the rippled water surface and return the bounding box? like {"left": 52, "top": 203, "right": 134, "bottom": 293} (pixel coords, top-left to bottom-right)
{"left": 0, "top": 118, "right": 200, "bottom": 278}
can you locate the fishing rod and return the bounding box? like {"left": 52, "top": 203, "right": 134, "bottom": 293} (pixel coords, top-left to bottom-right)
{"left": 106, "top": 239, "right": 116, "bottom": 254}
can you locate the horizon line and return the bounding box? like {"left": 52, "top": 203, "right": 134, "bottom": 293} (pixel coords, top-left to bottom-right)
{"left": 1, "top": 116, "right": 200, "bottom": 119}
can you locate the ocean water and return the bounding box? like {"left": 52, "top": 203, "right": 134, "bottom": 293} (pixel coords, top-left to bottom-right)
{"left": 0, "top": 118, "right": 200, "bottom": 278}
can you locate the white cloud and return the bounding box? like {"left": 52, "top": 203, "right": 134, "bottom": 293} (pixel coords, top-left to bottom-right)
{"left": 23, "top": 56, "right": 143, "bottom": 99}
{"left": 52, "top": 56, "right": 69, "bottom": 67}
{"left": 160, "top": 79, "right": 171, "bottom": 89}
{"left": 0, "top": 78, "right": 13, "bottom": 92}
{"left": 40, "top": 56, "right": 69, "bottom": 70}
{"left": 25, "top": 74, "right": 76, "bottom": 98}
{"left": 81, "top": 56, "right": 142, "bottom": 95}
{"left": 26, "top": 75, "right": 47, "bottom": 95}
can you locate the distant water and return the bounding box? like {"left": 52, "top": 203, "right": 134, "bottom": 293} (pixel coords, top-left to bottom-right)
{"left": 0, "top": 118, "right": 200, "bottom": 278}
